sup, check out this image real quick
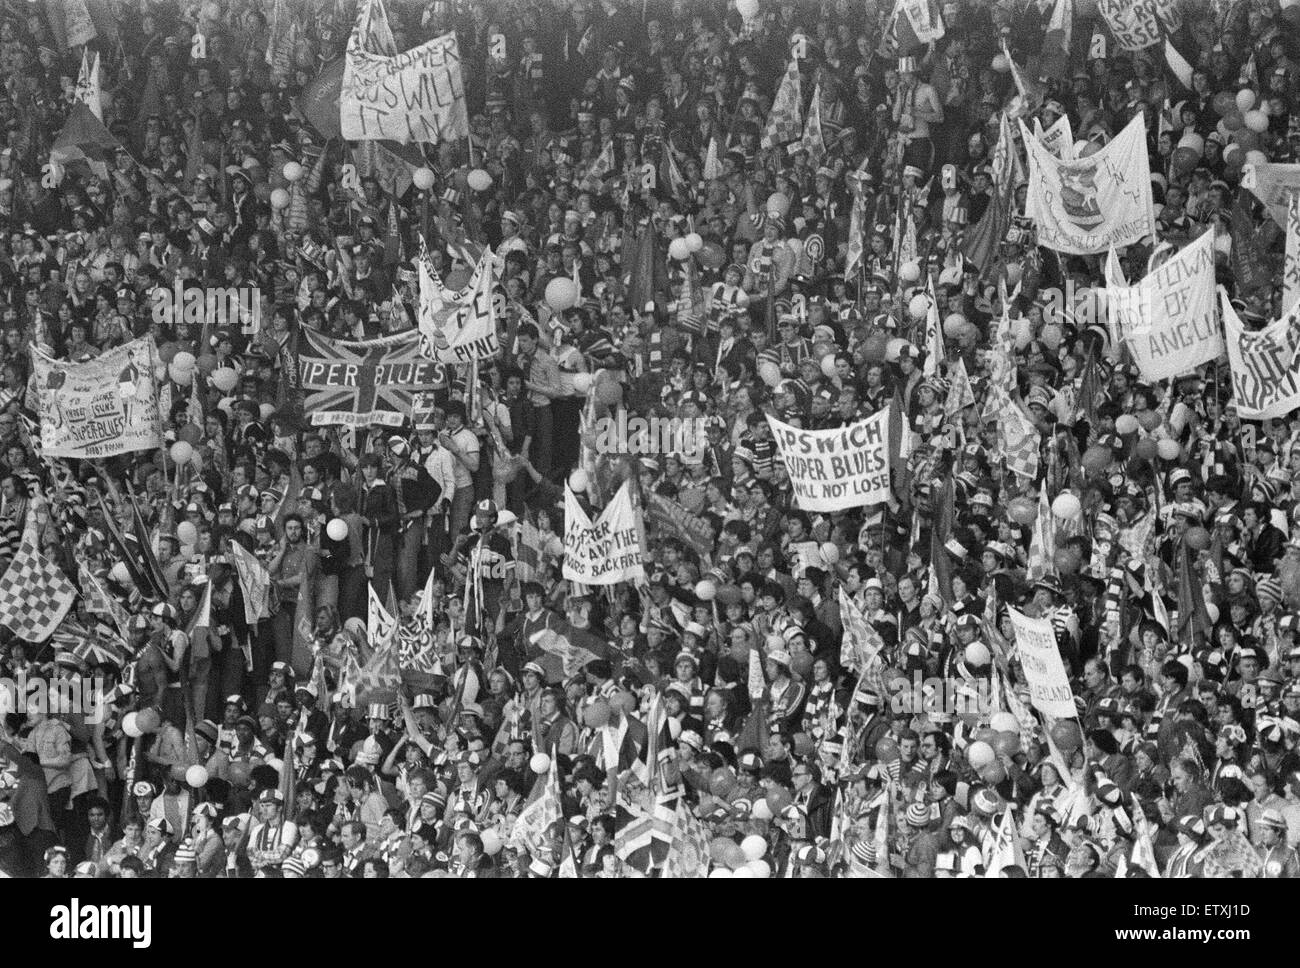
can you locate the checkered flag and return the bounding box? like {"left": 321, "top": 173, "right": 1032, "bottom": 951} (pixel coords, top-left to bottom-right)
{"left": 761, "top": 56, "right": 803, "bottom": 149}
{"left": 0, "top": 539, "right": 77, "bottom": 644}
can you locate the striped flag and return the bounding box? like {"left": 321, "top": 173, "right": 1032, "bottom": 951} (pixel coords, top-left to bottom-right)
{"left": 1285, "top": 191, "right": 1300, "bottom": 308}
{"left": 984, "top": 805, "right": 1026, "bottom": 877}
{"left": 922, "top": 278, "right": 944, "bottom": 376}
{"left": 761, "top": 57, "right": 803, "bottom": 149}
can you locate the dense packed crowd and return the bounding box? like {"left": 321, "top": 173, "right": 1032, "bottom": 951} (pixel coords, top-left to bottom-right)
{"left": 1, "top": 0, "right": 1299, "bottom": 879}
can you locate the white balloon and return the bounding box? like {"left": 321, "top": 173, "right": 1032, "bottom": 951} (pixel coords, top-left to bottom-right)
{"left": 708, "top": 867, "right": 733, "bottom": 878}
{"left": 736, "top": 0, "right": 759, "bottom": 18}
{"left": 746, "top": 858, "right": 771, "bottom": 878}
{"left": 467, "top": 168, "right": 493, "bottom": 192}
{"left": 185, "top": 765, "right": 209, "bottom": 788}
{"left": 326, "top": 518, "right": 349, "bottom": 541}
{"left": 122, "top": 712, "right": 142, "bottom": 738}
{"left": 569, "top": 469, "right": 589, "bottom": 492}
{"left": 270, "top": 187, "right": 291, "bottom": 209}
{"left": 481, "top": 829, "right": 503, "bottom": 855}
{"left": 282, "top": 161, "right": 304, "bottom": 182}
{"left": 731, "top": 866, "right": 756, "bottom": 878}
{"left": 685, "top": 232, "right": 704, "bottom": 253}
{"left": 741, "top": 834, "right": 768, "bottom": 860}
{"left": 573, "top": 372, "right": 594, "bottom": 395}
{"left": 529, "top": 752, "right": 551, "bottom": 774}
{"left": 668, "top": 237, "right": 692, "bottom": 261}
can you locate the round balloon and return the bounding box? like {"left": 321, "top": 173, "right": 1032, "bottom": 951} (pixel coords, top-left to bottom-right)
{"left": 1115, "top": 413, "right": 1139, "bottom": 435}
{"left": 741, "top": 834, "right": 767, "bottom": 861}
{"left": 989, "top": 711, "right": 1019, "bottom": 733}
{"left": 186, "top": 765, "right": 209, "bottom": 788}
{"left": 572, "top": 372, "right": 594, "bottom": 395}
{"left": 967, "top": 740, "right": 996, "bottom": 769}
{"left": 170, "top": 441, "right": 194, "bottom": 464}
{"left": 136, "top": 708, "right": 161, "bottom": 733}
{"left": 1052, "top": 492, "right": 1082, "bottom": 519}
{"left": 211, "top": 367, "right": 239, "bottom": 393}
{"left": 466, "top": 168, "right": 492, "bottom": 192}
{"left": 668, "top": 237, "right": 692, "bottom": 261}
{"left": 530, "top": 753, "right": 551, "bottom": 773}
{"left": 544, "top": 277, "right": 578, "bottom": 311}
{"left": 326, "top": 518, "right": 349, "bottom": 541}
{"left": 694, "top": 580, "right": 717, "bottom": 601}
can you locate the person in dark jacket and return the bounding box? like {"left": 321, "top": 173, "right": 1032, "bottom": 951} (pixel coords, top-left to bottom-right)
{"left": 0, "top": 739, "right": 58, "bottom": 877}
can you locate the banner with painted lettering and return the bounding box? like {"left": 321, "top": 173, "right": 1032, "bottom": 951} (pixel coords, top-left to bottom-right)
{"left": 899, "top": 0, "right": 945, "bottom": 43}
{"left": 298, "top": 329, "right": 449, "bottom": 427}
{"left": 1023, "top": 114, "right": 1156, "bottom": 254}
{"left": 563, "top": 481, "right": 646, "bottom": 585}
{"left": 766, "top": 409, "right": 891, "bottom": 512}
{"left": 1106, "top": 231, "right": 1221, "bottom": 381}
{"left": 1033, "top": 114, "right": 1075, "bottom": 160}
{"left": 341, "top": 0, "right": 468, "bottom": 144}
{"left": 30, "top": 337, "right": 161, "bottom": 458}
{"left": 418, "top": 245, "right": 501, "bottom": 364}
{"left": 1007, "top": 605, "right": 1077, "bottom": 719}
{"left": 1098, "top": 0, "right": 1161, "bottom": 50}
{"left": 1221, "top": 287, "right": 1300, "bottom": 420}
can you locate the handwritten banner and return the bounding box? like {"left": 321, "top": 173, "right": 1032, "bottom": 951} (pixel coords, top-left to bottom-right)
{"left": 1221, "top": 287, "right": 1300, "bottom": 420}
{"left": 342, "top": 28, "right": 469, "bottom": 144}
{"left": 563, "top": 481, "right": 646, "bottom": 585}
{"left": 1107, "top": 231, "right": 1221, "bottom": 381}
{"left": 1023, "top": 114, "right": 1156, "bottom": 255}
{"left": 1008, "top": 605, "right": 1077, "bottom": 719}
{"left": 1098, "top": 0, "right": 1161, "bottom": 51}
{"left": 31, "top": 337, "right": 161, "bottom": 458}
{"left": 418, "top": 247, "right": 502, "bottom": 364}
{"left": 767, "top": 409, "right": 891, "bottom": 512}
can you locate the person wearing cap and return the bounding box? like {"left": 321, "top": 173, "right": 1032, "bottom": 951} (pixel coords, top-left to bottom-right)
{"left": 140, "top": 817, "right": 176, "bottom": 877}
{"left": 245, "top": 788, "right": 297, "bottom": 872}
{"left": 1256, "top": 807, "right": 1300, "bottom": 877}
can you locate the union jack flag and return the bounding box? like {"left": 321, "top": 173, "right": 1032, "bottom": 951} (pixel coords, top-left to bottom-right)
{"left": 297, "top": 329, "right": 448, "bottom": 428}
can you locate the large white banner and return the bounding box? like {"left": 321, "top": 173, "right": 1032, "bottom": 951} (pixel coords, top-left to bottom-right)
{"left": 418, "top": 248, "right": 501, "bottom": 364}
{"left": 1222, "top": 287, "right": 1300, "bottom": 420}
{"left": 1007, "top": 606, "right": 1077, "bottom": 719}
{"left": 766, "top": 409, "right": 891, "bottom": 512}
{"left": 31, "top": 337, "right": 162, "bottom": 458}
{"left": 341, "top": 1, "right": 468, "bottom": 144}
{"left": 1023, "top": 114, "right": 1156, "bottom": 254}
{"left": 1106, "top": 231, "right": 1221, "bottom": 381}
{"left": 563, "top": 481, "right": 646, "bottom": 586}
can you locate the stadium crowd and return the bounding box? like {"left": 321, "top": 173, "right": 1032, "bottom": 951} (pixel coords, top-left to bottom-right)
{"left": 1, "top": 0, "right": 1300, "bottom": 879}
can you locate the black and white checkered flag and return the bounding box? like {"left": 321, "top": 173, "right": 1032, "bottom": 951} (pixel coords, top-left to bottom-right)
{"left": 0, "top": 539, "right": 76, "bottom": 644}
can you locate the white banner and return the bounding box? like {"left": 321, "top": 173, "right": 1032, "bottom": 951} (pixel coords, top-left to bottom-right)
{"left": 1007, "top": 606, "right": 1077, "bottom": 719}
{"left": 1106, "top": 231, "right": 1221, "bottom": 381}
{"left": 766, "top": 409, "right": 891, "bottom": 512}
{"left": 30, "top": 337, "right": 162, "bottom": 458}
{"left": 341, "top": 8, "right": 468, "bottom": 144}
{"left": 1221, "top": 287, "right": 1300, "bottom": 420}
{"left": 1034, "top": 114, "right": 1075, "bottom": 160}
{"left": 563, "top": 481, "right": 646, "bottom": 586}
{"left": 1098, "top": 0, "right": 1161, "bottom": 50}
{"left": 418, "top": 248, "right": 501, "bottom": 364}
{"left": 1023, "top": 114, "right": 1156, "bottom": 254}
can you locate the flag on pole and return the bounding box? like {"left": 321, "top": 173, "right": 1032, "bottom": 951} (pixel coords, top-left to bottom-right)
{"left": 74, "top": 50, "right": 103, "bottom": 121}
{"left": 228, "top": 539, "right": 272, "bottom": 624}
{"left": 798, "top": 83, "right": 826, "bottom": 166}
{"left": 761, "top": 57, "right": 803, "bottom": 149}
{"left": 0, "top": 540, "right": 76, "bottom": 643}
{"left": 1027, "top": 484, "right": 1056, "bottom": 582}
{"left": 702, "top": 137, "right": 722, "bottom": 180}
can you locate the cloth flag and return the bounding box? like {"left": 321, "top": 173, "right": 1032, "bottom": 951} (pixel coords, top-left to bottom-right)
{"left": 0, "top": 540, "right": 76, "bottom": 643}
{"left": 761, "top": 57, "right": 803, "bottom": 149}
{"left": 798, "top": 83, "right": 826, "bottom": 166}
{"left": 229, "top": 539, "right": 272, "bottom": 624}
{"left": 74, "top": 50, "right": 102, "bottom": 122}
{"left": 1023, "top": 114, "right": 1157, "bottom": 254}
